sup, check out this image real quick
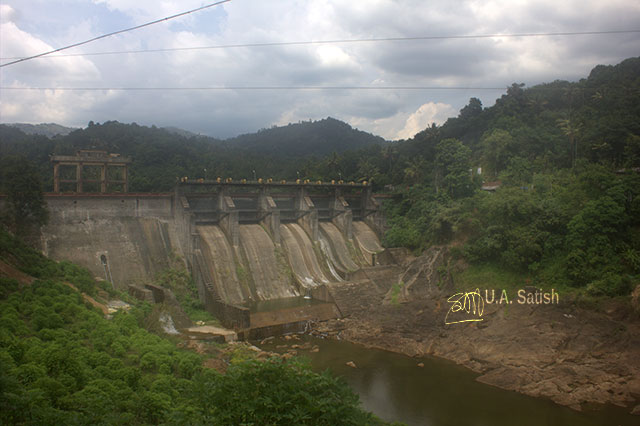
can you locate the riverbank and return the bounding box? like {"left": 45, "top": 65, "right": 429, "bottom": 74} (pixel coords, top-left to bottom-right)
{"left": 258, "top": 334, "right": 639, "bottom": 426}
{"left": 311, "top": 251, "right": 640, "bottom": 415}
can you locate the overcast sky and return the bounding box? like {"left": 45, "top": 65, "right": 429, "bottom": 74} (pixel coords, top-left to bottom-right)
{"left": 1, "top": 0, "right": 639, "bottom": 140}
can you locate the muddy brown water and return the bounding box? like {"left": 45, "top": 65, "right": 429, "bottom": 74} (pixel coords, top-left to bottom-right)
{"left": 257, "top": 335, "right": 637, "bottom": 426}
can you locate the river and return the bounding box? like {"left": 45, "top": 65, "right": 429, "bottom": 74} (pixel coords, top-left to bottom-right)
{"left": 257, "top": 335, "right": 637, "bottom": 426}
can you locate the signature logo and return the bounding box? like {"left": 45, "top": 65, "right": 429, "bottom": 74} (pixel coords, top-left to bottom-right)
{"left": 444, "top": 289, "right": 485, "bottom": 325}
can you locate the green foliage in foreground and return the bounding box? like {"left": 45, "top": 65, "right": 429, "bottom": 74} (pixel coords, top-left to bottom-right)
{"left": 154, "top": 266, "right": 216, "bottom": 323}
{"left": 191, "top": 358, "right": 383, "bottom": 425}
{"left": 0, "top": 231, "right": 385, "bottom": 425}
{"left": 0, "top": 228, "right": 109, "bottom": 297}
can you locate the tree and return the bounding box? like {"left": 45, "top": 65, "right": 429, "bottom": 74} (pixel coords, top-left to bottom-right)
{"left": 480, "top": 129, "right": 514, "bottom": 177}
{"left": 557, "top": 118, "right": 583, "bottom": 168}
{"left": 458, "top": 97, "right": 483, "bottom": 120}
{"left": 356, "top": 158, "right": 379, "bottom": 183}
{"left": 434, "top": 139, "right": 474, "bottom": 198}
{"left": 0, "top": 156, "right": 49, "bottom": 235}
{"left": 403, "top": 157, "right": 426, "bottom": 184}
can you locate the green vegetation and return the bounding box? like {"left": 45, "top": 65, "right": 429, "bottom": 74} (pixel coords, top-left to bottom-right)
{"left": 380, "top": 58, "right": 640, "bottom": 297}
{"left": 0, "top": 229, "right": 390, "bottom": 425}
{"left": 1, "top": 57, "right": 638, "bottom": 298}
{"left": 154, "top": 266, "right": 216, "bottom": 323}
{"left": 389, "top": 282, "right": 405, "bottom": 304}
{"left": 0, "top": 155, "right": 49, "bottom": 235}
{"left": 453, "top": 264, "right": 540, "bottom": 293}
{"left": 193, "top": 358, "right": 386, "bottom": 425}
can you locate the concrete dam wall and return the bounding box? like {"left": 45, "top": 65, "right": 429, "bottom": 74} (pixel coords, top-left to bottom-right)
{"left": 25, "top": 181, "right": 389, "bottom": 333}
{"left": 39, "top": 194, "right": 182, "bottom": 288}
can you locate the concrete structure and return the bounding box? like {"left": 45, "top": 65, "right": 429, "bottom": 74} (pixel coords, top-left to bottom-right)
{"left": 6, "top": 179, "right": 392, "bottom": 337}
{"left": 51, "top": 150, "right": 131, "bottom": 193}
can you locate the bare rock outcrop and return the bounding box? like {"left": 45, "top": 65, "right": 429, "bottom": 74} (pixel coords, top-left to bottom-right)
{"left": 382, "top": 246, "right": 453, "bottom": 304}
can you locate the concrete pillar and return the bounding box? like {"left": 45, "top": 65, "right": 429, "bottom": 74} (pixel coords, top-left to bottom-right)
{"left": 218, "top": 188, "right": 239, "bottom": 247}
{"left": 53, "top": 163, "right": 60, "bottom": 193}
{"left": 331, "top": 195, "right": 353, "bottom": 240}
{"left": 100, "top": 164, "right": 106, "bottom": 193}
{"left": 259, "top": 190, "right": 280, "bottom": 244}
{"left": 76, "top": 163, "right": 83, "bottom": 193}
{"left": 123, "top": 165, "right": 128, "bottom": 193}
{"left": 295, "top": 187, "right": 318, "bottom": 241}
{"left": 361, "top": 186, "right": 385, "bottom": 239}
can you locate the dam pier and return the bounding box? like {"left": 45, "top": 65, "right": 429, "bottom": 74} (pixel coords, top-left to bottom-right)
{"left": 25, "top": 178, "right": 400, "bottom": 338}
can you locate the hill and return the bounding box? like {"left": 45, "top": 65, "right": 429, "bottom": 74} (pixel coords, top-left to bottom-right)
{"left": 4, "top": 122, "right": 77, "bottom": 138}
{"left": 227, "top": 117, "right": 385, "bottom": 157}
{"left": 0, "top": 117, "right": 386, "bottom": 192}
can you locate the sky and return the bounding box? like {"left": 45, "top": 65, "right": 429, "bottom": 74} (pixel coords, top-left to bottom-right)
{"left": 1, "top": 0, "right": 639, "bottom": 140}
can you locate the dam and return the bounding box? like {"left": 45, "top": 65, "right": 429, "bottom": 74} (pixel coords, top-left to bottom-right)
{"left": 28, "top": 179, "right": 396, "bottom": 337}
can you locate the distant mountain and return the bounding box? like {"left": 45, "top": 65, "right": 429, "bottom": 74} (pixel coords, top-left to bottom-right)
{"left": 5, "top": 123, "right": 77, "bottom": 138}
{"left": 226, "top": 117, "right": 386, "bottom": 157}
{"left": 0, "top": 117, "right": 387, "bottom": 192}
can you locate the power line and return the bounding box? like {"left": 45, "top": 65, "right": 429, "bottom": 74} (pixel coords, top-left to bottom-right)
{"left": 0, "top": 0, "right": 232, "bottom": 68}
{"left": 0, "top": 86, "right": 508, "bottom": 91}
{"left": 1, "top": 29, "right": 638, "bottom": 61}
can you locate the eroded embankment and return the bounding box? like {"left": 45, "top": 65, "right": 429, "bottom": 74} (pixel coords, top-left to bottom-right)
{"left": 312, "top": 249, "right": 640, "bottom": 415}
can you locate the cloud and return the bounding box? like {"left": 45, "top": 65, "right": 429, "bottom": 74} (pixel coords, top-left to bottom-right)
{"left": 355, "top": 102, "right": 456, "bottom": 140}
{"left": 0, "top": 4, "right": 18, "bottom": 23}
{"left": 396, "top": 102, "right": 457, "bottom": 140}
{"left": 1, "top": 0, "right": 639, "bottom": 139}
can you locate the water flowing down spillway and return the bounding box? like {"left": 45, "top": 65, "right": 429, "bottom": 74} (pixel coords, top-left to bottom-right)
{"left": 280, "top": 223, "right": 333, "bottom": 286}
{"left": 238, "top": 224, "right": 299, "bottom": 301}
{"left": 197, "top": 225, "right": 246, "bottom": 305}
{"left": 319, "top": 222, "right": 360, "bottom": 275}
{"left": 194, "top": 222, "right": 381, "bottom": 306}
{"left": 352, "top": 221, "right": 384, "bottom": 264}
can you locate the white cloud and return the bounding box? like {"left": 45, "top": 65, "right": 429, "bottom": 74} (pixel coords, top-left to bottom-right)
{"left": 0, "top": 4, "right": 17, "bottom": 23}
{"left": 396, "top": 102, "right": 457, "bottom": 140}
{"left": 1, "top": 0, "right": 639, "bottom": 138}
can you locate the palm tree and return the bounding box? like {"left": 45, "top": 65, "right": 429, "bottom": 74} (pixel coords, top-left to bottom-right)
{"left": 357, "top": 159, "right": 379, "bottom": 183}
{"left": 403, "top": 156, "right": 425, "bottom": 184}
{"left": 557, "top": 118, "right": 583, "bottom": 168}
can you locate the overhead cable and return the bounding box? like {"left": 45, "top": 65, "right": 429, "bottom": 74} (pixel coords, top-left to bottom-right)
{"left": 0, "top": 0, "right": 232, "bottom": 68}
{"left": 0, "top": 86, "right": 508, "bottom": 91}
{"left": 1, "top": 29, "right": 638, "bottom": 61}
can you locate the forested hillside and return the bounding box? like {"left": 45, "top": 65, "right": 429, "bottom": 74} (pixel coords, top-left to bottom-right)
{"left": 1, "top": 57, "right": 639, "bottom": 296}
{"left": 376, "top": 57, "right": 640, "bottom": 297}
{"left": 0, "top": 117, "right": 384, "bottom": 192}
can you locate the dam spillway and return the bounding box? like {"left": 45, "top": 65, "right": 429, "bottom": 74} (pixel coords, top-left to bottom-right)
{"left": 280, "top": 222, "right": 334, "bottom": 286}
{"left": 238, "top": 224, "right": 298, "bottom": 301}
{"left": 197, "top": 225, "right": 246, "bottom": 305}
{"left": 319, "top": 221, "right": 360, "bottom": 276}
{"left": 23, "top": 180, "right": 390, "bottom": 335}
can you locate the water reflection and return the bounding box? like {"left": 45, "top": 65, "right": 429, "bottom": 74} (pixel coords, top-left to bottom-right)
{"left": 258, "top": 335, "right": 637, "bottom": 426}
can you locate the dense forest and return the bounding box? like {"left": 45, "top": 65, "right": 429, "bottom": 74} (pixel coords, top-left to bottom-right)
{"left": 1, "top": 57, "right": 639, "bottom": 297}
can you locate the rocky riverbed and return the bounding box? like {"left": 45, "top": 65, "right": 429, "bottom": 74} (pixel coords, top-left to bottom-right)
{"left": 311, "top": 249, "right": 640, "bottom": 415}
